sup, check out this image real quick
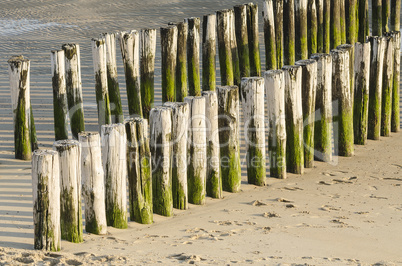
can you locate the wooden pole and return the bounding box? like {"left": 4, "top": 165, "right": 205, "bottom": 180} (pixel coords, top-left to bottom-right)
{"left": 202, "top": 14, "right": 217, "bottom": 91}
{"left": 330, "top": 0, "right": 341, "bottom": 49}
{"left": 323, "top": 0, "right": 331, "bottom": 53}
{"left": 372, "top": 0, "right": 383, "bottom": 36}
{"left": 103, "top": 33, "right": 124, "bottom": 123}
{"left": 368, "top": 36, "right": 386, "bottom": 140}
{"left": 125, "top": 118, "right": 153, "bottom": 223}
{"left": 311, "top": 53, "right": 333, "bottom": 162}
{"left": 316, "top": 0, "right": 324, "bottom": 53}
{"left": 273, "top": 0, "right": 284, "bottom": 68}
{"left": 201, "top": 91, "right": 222, "bottom": 198}
{"left": 247, "top": 3, "right": 261, "bottom": 76}
{"left": 331, "top": 49, "right": 354, "bottom": 156}
{"left": 32, "top": 149, "right": 61, "bottom": 251}
{"left": 337, "top": 44, "right": 355, "bottom": 113}
{"left": 229, "top": 9, "right": 241, "bottom": 87}
{"left": 8, "top": 55, "right": 32, "bottom": 160}
{"left": 390, "top": 0, "right": 401, "bottom": 31}
{"left": 282, "top": 65, "right": 304, "bottom": 174}
{"left": 307, "top": 0, "right": 317, "bottom": 56}
{"left": 53, "top": 140, "right": 83, "bottom": 242}
{"left": 186, "top": 17, "right": 201, "bottom": 96}
{"left": 234, "top": 4, "right": 251, "bottom": 76}
{"left": 161, "top": 25, "right": 178, "bottom": 102}
{"left": 358, "top": 0, "right": 369, "bottom": 43}
{"left": 382, "top": 0, "right": 391, "bottom": 33}
{"left": 339, "top": 0, "right": 346, "bottom": 44}
{"left": 78, "top": 132, "right": 108, "bottom": 234}
{"left": 51, "top": 50, "right": 69, "bottom": 141}
{"left": 62, "top": 44, "right": 85, "bottom": 139}
{"left": 149, "top": 107, "right": 173, "bottom": 216}
{"left": 295, "top": 59, "right": 317, "bottom": 168}
{"left": 295, "top": 0, "right": 308, "bottom": 61}
{"left": 30, "top": 109, "right": 38, "bottom": 152}
{"left": 390, "top": 31, "right": 401, "bottom": 132}
{"left": 101, "top": 123, "right": 128, "bottom": 228}
{"left": 283, "top": 0, "right": 296, "bottom": 65}
{"left": 217, "top": 9, "right": 234, "bottom": 86}
{"left": 241, "top": 77, "right": 266, "bottom": 186}
{"left": 353, "top": 42, "right": 371, "bottom": 145}
{"left": 140, "top": 28, "right": 157, "bottom": 119}
{"left": 264, "top": 70, "right": 286, "bottom": 178}
{"left": 217, "top": 86, "right": 241, "bottom": 192}
{"left": 175, "top": 22, "right": 188, "bottom": 101}
{"left": 345, "top": 0, "right": 357, "bottom": 45}
{"left": 118, "top": 30, "right": 143, "bottom": 117}
{"left": 163, "top": 102, "right": 190, "bottom": 209}
{"left": 262, "top": 0, "right": 277, "bottom": 70}
{"left": 381, "top": 35, "right": 394, "bottom": 137}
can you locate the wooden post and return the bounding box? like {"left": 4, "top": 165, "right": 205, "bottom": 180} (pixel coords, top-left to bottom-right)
{"left": 311, "top": 53, "right": 333, "bottom": 162}
{"left": 104, "top": 33, "right": 124, "bottom": 123}
{"left": 30, "top": 109, "right": 38, "bottom": 152}
{"left": 368, "top": 36, "right": 386, "bottom": 140}
{"left": 339, "top": 0, "right": 346, "bottom": 44}
{"left": 382, "top": 0, "right": 391, "bottom": 33}
{"left": 323, "top": 0, "right": 331, "bottom": 53}
{"left": 101, "top": 123, "right": 128, "bottom": 228}
{"left": 295, "top": 0, "right": 308, "bottom": 61}
{"left": 175, "top": 22, "right": 188, "bottom": 101}
{"left": 307, "top": 0, "right": 317, "bottom": 57}
{"left": 240, "top": 77, "right": 266, "bottom": 186}
{"left": 372, "top": 0, "right": 383, "bottom": 36}
{"left": 262, "top": 0, "right": 277, "bottom": 70}
{"left": 330, "top": 0, "right": 341, "bottom": 49}
{"left": 186, "top": 17, "right": 201, "bottom": 96}
{"left": 283, "top": 0, "right": 295, "bottom": 65}
{"left": 331, "top": 49, "right": 354, "bottom": 157}
{"left": 353, "top": 42, "right": 371, "bottom": 145}
{"left": 390, "top": 0, "right": 401, "bottom": 31}
{"left": 163, "top": 102, "right": 190, "bottom": 209}
{"left": 390, "top": 31, "right": 401, "bottom": 132}
{"left": 273, "top": 0, "right": 284, "bottom": 68}
{"left": 264, "top": 70, "right": 286, "bottom": 178}
{"left": 381, "top": 35, "right": 394, "bottom": 137}
{"left": 337, "top": 44, "right": 355, "bottom": 112}
{"left": 92, "top": 38, "right": 112, "bottom": 130}
{"left": 295, "top": 59, "right": 317, "bottom": 168}
{"left": 229, "top": 9, "right": 241, "bottom": 87}
{"left": 62, "top": 44, "right": 85, "bottom": 139}
{"left": 358, "top": 0, "right": 369, "bottom": 43}
{"left": 316, "top": 0, "right": 324, "bottom": 53}
{"left": 282, "top": 65, "right": 304, "bottom": 174}
{"left": 53, "top": 140, "right": 83, "bottom": 243}
{"left": 140, "top": 28, "right": 157, "bottom": 119}
{"left": 149, "top": 107, "right": 173, "bottom": 216}
{"left": 234, "top": 4, "right": 251, "bottom": 76}
{"left": 161, "top": 25, "right": 178, "bottom": 102}
{"left": 125, "top": 118, "right": 153, "bottom": 223}
{"left": 217, "top": 9, "right": 234, "bottom": 86}
{"left": 51, "top": 50, "right": 69, "bottom": 141}
{"left": 217, "top": 86, "right": 241, "bottom": 192}
{"left": 345, "top": 0, "right": 357, "bottom": 45}
{"left": 32, "top": 150, "right": 61, "bottom": 251}
{"left": 202, "top": 14, "right": 217, "bottom": 91}
{"left": 247, "top": 3, "right": 261, "bottom": 76}
{"left": 201, "top": 91, "right": 222, "bottom": 198}
{"left": 8, "top": 55, "right": 32, "bottom": 160}
{"left": 78, "top": 132, "right": 107, "bottom": 234}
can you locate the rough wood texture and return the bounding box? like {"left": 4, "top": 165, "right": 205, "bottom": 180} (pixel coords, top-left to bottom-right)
{"left": 229, "top": 9, "right": 241, "bottom": 87}
{"left": 161, "top": 25, "right": 178, "bottom": 102}
{"left": 125, "top": 118, "right": 153, "bottom": 223}
{"left": 217, "top": 9, "right": 234, "bottom": 86}
{"left": 217, "top": 86, "right": 241, "bottom": 192}
{"left": 390, "top": 31, "right": 401, "bottom": 132}
{"left": 202, "top": 14, "right": 217, "bottom": 91}
{"left": 330, "top": 0, "right": 341, "bottom": 49}
{"left": 241, "top": 77, "right": 266, "bottom": 186}
{"left": 316, "top": 0, "right": 324, "bottom": 53}
{"left": 32, "top": 150, "right": 61, "bottom": 251}
{"left": 358, "top": 0, "right": 369, "bottom": 43}
{"left": 295, "top": 0, "right": 308, "bottom": 60}
{"left": 273, "top": 0, "right": 284, "bottom": 68}
{"left": 339, "top": 0, "right": 346, "bottom": 44}
{"left": 284, "top": 0, "right": 295, "bottom": 65}
{"left": 53, "top": 140, "right": 83, "bottom": 243}
{"left": 62, "top": 43, "right": 85, "bottom": 139}
{"left": 78, "top": 132, "right": 107, "bottom": 234}
{"left": 372, "top": 0, "right": 383, "bottom": 36}
{"left": 101, "top": 124, "right": 128, "bottom": 228}
{"left": 175, "top": 22, "right": 188, "bottom": 101}
{"left": 322, "top": 0, "right": 331, "bottom": 53}
{"left": 263, "top": 0, "right": 277, "bottom": 70}
{"left": 234, "top": 5, "right": 251, "bottom": 76}
{"left": 307, "top": 0, "right": 317, "bottom": 56}
{"left": 382, "top": 0, "right": 391, "bottom": 33}
{"left": 186, "top": 17, "right": 201, "bottom": 96}
{"left": 391, "top": 0, "right": 401, "bottom": 31}
{"left": 381, "top": 35, "right": 394, "bottom": 137}
{"left": 345, "top": 0, "right": 357, "bottom": 45}
{"left": 337, "top": 44, "right": 355, "bottom": 113}
{"left": 247, "top": 3, "right": 261, "bottom": 76}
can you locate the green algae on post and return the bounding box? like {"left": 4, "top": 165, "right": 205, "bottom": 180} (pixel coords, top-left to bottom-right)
{"left": 316, "top": 0, "right": 324, "bottom": 53}
{"left": 389, "top": 31, "right": 401, "bottom": 132}
{"left": 295, "top": 0, "right": 308, "bottom": 61}
{"left": 372, "top": 0, "right": 383, "bottom": 36}
{"left": 390, "top": 0, "right": 401, "bottom": 31}
{"left": 161, "top": 25, "right": 178, "bottom": 102}
{"left": 283, "top": 0, "right": 295, "bottom": 65}
{"left": 174, "top": 22, "right": 188, "bottom": 101}
{"left": 202, "top": 14, "right": 217, "bottom": 91}
{"left": 273, "top": 0, "right": 284, "bottom": 68}
{"left": 247, "top": 3, "right": 261, "bottom": 76}
{"left": 358, "top": 0, "right": 369, "bottom": 43}
{"left": 345, "top": 0, "right": 357, "bottom": 45}
{"left": 307, "top": 0, "right": 317, "bottom": 57}
{"left": 382, "top": 0, "right": 391, "bottom": 33}
{"left": 381, "top": 35, "right": 394, "bottom": 137}
{"left": 234, "top": 5, "right": 251, "bottom": 76}
{"left": 228, "top": 9, "right": 241, "bottom": 87}
{"left": 330, "top": 0, "right": 341, "bottom": 49}
{"left": 217, "top": 9, "right": 234, "bottom": 86}
{"left": 323, "top": 0, "right": 331, "bottom": 53}
{"left": 186, "top": 17, "right": 201, "bottom": 96}
{"left": 262, "top": 0, "right": 277, "bottom": 70}
{"left": 339, "top": 0, "right": 346, "bottom": 44}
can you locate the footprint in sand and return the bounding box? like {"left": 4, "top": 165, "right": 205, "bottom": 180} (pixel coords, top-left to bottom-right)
{"left": 251, "top": 200, "right": 267, "bottom": 206}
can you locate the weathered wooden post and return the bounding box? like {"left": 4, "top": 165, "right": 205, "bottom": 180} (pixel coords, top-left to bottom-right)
{"left": 391, "top": 0, "right": 401, "bottom": 31}
{"left": 316, "top": 0, "right": 324, "bottom": 53}
{"left": 382, "top": 0, "right": 391, "bottom": 33}
{"left": 323, "top": 0, "right": 331, "bottom": 53}
{"left": 202, "top": 14, "right": 217, "bottom": 91}
{"left": 389, "top": 31, "right": 401, "bottom": 132}
{"left": 140, "top": 28, "right": 157, "bottom": 119}
{"left": 234, "top": 4, "right": 251, "bottom": 76}
{"left": 284, "top": 0, "right": 295, "bottom": 65}
{"left": 174, "top": 22, "right": 188, "bottom": 101}
{"left": 217, "top": 86, "right": 241, "bottom": 192}
{"left": 273, "top": 0, "right": 284, "bottom": 68}
{"left": 368, "top": 36, "right": 386, "bottom": 140}
{"left": 330, "top": 0, "right": 341, "bottom": 49}
{"left": 262, "top": 0, "right": 277, "bottom": 70}
{"left": 78, "top": 132, "right": 107, "bottom": 234}
{"left": 32, "top": 150, "right": 61, "bottom": 251}
{"left": 161, "top": 25, "right": 178, "bottom": 102}
{"left": 339, "top": 0, "right": 346, "bottom": 44}
{"left": 358, "top": 0, "right": 369, "bottom": 43}
{"left": 51, "top": 50, "right": 69, "bottom": 141}
{"left": 229, "top": 9, "right": 241, "bottom": 87}
{"left": 264, "top": 70, "right": 286, "bottom": 178}
{"left": 295, "top": 59, "right": 317, "bottom": 168}
{"left": 118, "top": 30, "right": 143, "bottom": 117}
{"left": 101, "top": 124, "right": 128, "bottom": 228}
{"left": 353, "top": 42, "right": 371, "bottom": 145}
{"left": 282, "top": 65, "right": 304, "bottom": 174}
{"left": 345, "top": 0, "right": 357, "bottom": 45}
{"left": 372, "top": 0, "right": 383, "bottom": 36}
{"left": 247, "top": 3, "right": 261, "bottom": 76}
{"left": 149, "top": 107, "right": 173, "bottom": 216}
{"left": 201, "top": 91, "right": 222, "bottom": 198}
{"left": 331, "top": 49, "right": 354, "bottom": 157}
{"left": 62, "top": 44, "right": 85, "bottom": 139}
{"left": 104, "top": 33, "right": 124, "bottom": 123}
{"left": 184, "top": 96, "right": 207, "bottom": 205}
{"left": 337, "top": 44, "right": 355, "bottom": 111}
{"left": 186, "top": 17, "right": 201, "bottom": 96}
{"left": 217, "top": 9, "right": 234, "bottom": 86}
{"left": 307, "top": 0, "right": 317, "bottom": 56}
{"left": 163, "top": 102, "right": 189, "bottom": 209}
{"left": 311, "top": 53, "right": 333, "bottom": 162}
{"left": 53, "top": 140, "right": 83, "bottom": 243}
{"left": 295, "top": 0, "right": 308, "bottom": 61}
{"left": 241, "top": 77, "right": 266, "bottom": 186}
{"left": 381, "top": 35, "right": 394, "bottom": 137}
{"left": 125, "top": 118, "right": 153, "bottom": 224}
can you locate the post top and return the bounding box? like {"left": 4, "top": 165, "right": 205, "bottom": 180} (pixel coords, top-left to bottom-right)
{"left": 337, "top": 44, "right": 354, "bottom": 50}
{"left": 311, "top": 53, "right": 331, "bottom": 60}
{"left": 33, "top": 149, "right": 58, "bottom": 157}
{"left": 282, "top": 64, "right": 302, "bottom": 71}
{"left": 8, "top": 55, "right": 29, "bottom": 65}
{"left": 295, "top": 59, "right": 317, "bottom": 66}
{"left": 264, "top": 69, "right": 284, "bottom": 77}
